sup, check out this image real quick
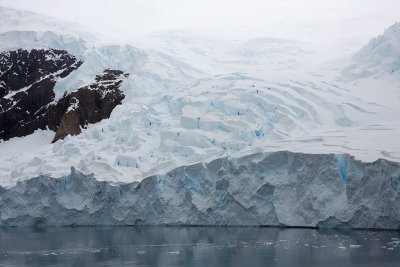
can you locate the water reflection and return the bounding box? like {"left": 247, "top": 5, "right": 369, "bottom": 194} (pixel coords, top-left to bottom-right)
{"left": 0, "top": 227, "right": 399, "bottom": 266}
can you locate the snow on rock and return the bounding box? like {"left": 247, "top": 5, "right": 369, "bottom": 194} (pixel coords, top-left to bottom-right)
{"left": 50, "top": 69, "right": 128, "bottom": 143}
{"left": 0, "top": 48, "right": 82, "bottom": 141}
{"left": 1, "top": 151, "right": 399, "bottom": 228}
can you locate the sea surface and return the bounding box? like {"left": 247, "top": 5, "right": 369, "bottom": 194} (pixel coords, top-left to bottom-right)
{"left": 0, "top": 226, "right": 399, "bottom": 266}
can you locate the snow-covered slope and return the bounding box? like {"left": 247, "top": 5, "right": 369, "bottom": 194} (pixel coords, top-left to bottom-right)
{"left": 0, "top": 7, "right": 399, "bottom": 187}
{"left": 344, "top": 22, "right": 400, "bottom": 79}
{"left": 0, "top": 30, "right": 87, "bottom": 56}
{"left": 0, "top": 6, "right": 96, "bottom": 41}
{"left": 131, "top": 30, "right": 315, "bottom": 83}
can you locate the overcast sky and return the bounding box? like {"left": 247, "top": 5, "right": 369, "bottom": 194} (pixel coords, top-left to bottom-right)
{"left": 0, "top": 0, "right": 399, "bottom": 53}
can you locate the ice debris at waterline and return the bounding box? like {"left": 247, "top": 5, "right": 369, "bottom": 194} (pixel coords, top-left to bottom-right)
{"left": 1, "top": 151, "right": 399, "bottom": 228}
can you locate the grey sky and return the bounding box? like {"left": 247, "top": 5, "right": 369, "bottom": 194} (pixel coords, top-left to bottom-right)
{"left": 0, "top": 0, "right": 399, "bottom": 51}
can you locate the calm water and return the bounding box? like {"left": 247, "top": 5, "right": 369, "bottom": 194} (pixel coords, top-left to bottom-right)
{"left": 0, "top": 227, "right": 399, "bottom": 267}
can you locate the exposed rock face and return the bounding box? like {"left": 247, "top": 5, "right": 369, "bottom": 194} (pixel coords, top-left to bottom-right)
{"left": 50, "top": 69, "right": 127, "bottom": 142}
{"left": 0, "top": 49, "right": 82, "bottom": 140}
{"left": 53, "top": 111, "right": 81, "bottom": 142}
{"left": 0, "top": 49, "right": 127, "bottom": 142}
{"left": 1, "top": 151, "right": 399, "bottom": 229}
{"left": 0, "top": 49, "right": 81, "bottom": 97}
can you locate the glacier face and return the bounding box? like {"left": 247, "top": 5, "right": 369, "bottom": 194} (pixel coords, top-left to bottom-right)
{"left": 1, "top": 151, "right": 399, "bottom": 229}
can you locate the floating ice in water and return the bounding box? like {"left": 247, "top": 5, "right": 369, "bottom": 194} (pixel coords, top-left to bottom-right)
{"left": 349, "top": 244, "right": 362, "bottom": 248}
{"left": 338, "top": 246, "right": 346, "bottom": 249}
{"left": 387, "top": 240, "right": 400, "bottom": 248}
{"left": 137, "top": 250, "right": 146, "bottom": 254}
{"left": 167, "top": 251, "right": 180, "bottom": 255}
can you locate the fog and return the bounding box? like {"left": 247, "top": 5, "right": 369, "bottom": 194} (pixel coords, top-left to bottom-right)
{"left": 0, "top": 0, "right": 399, "bottom": 56}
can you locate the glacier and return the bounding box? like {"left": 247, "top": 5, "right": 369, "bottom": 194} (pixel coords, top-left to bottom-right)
{"left": 1, "top": 151, "right": 399, "bottom": 229}
{"left": 0, "top": 7, "right": 400, "bottom": 230}
{"left": 0, "top": 7, "right": 399, "bottom": 188}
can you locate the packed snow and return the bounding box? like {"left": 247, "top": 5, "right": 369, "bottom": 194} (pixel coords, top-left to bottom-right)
{"left": 0, "top": 7, "right": 399, "bottom": 187}
{"left": 344, "top": 22, "right": 400, "bottom": 79}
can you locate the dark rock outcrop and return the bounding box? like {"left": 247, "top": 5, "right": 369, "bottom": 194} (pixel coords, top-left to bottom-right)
{"left": 0, "top": 49, "right": 81, "bottom": 97}
{"left": 0, "top": 151, "right": 399, "bottom": 229}
{"left": 0, "top": 49, "right": 82, "bottom": 140}
{"left": 0, "top": 49, "right": 127, "bottom": 142}
{"left": 49, "top": 69, "right": 128, "bottom": 142}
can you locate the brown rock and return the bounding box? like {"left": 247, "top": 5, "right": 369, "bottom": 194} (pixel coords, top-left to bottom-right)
{"left": 50, "top": 69, "right": 127, "bottom": 143}
{"left": 0, "top": 49, "right": 128, "bottom": 143}
{"left": 53, "top": 111, "right": 81, "bottom": 141}
{"left": 0, "top": 49, "right": 81, "bottom": 141}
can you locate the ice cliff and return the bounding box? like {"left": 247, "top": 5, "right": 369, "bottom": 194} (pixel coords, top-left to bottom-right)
{"left": 1, "top": 151, "right": 399, "bottom": 229}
